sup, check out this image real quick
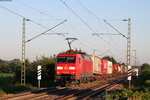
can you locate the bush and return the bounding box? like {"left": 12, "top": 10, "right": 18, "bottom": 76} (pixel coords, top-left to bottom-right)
{"left": 142, "top": 92, "right": 150, "bottom": 100}
{"left": 1, "top": 84, "right": 37, "bottom": 93}
{"left": 12, "top": 84, "right": 37, "bottom": 93}
{"left": 15, "top": 56, "right": 56, "bottom": 87}
{"left": 145, "top": 80, "right": 150, "bottom": 87}
{"left": 0, "top": 89, "right": 5, "bottom": 97}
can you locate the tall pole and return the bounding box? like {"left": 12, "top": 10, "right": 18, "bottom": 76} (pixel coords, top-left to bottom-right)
{"left": 127, "top": 18, "right": 131, "bottom": 89}
{"left": 133, "top": 50, "right": 136, "bottom": 66}
{"left": 21, "top": 18, "right": 26, "bottom": 85}
{"left": 21, "top": 18, "right": 30, "bottom": 85}
{"left": 93, "top": 18, "right": 132, "bottom": 89}
{"left": 127, "top": 18, "right": 131, "bottom": 66}
{"left": 21, "top": 20, "right": 66, "bottom": 85}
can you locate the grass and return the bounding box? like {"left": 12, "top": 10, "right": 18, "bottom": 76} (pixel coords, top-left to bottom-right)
{"left": 0, "top": 73, "right": 14, "bottom": 96}
{"left": 0, "top": 89, "right": 5, "bottom": 97}
{"left": 0, "top": 73, "right": 37, "bottom": 97}
{"left": 0, "top": 73, "right": 15, "bottom": 87}
{"left": 0, "top": 73, "right": 14, "bottom": 77}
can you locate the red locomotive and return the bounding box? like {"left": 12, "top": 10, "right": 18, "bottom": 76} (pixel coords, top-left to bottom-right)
{"left": 55, "top": 52, "right": 127, "bottom": 86}
{"left": 55, "top": 53, "right": 93, "bottom": 86}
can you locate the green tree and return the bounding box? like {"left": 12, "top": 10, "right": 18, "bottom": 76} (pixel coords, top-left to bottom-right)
{"left": 29, "top": 56, "right": 56, "bottom": 87}
{"left": 140, "top": 63, "right": 150, "bottom": 70}
{"left": 15, "top": 56, "right": 56, "bottom": 87}
{"left": 0, "top": 59, "right": 11, "bottom": 73}
{"left": 9, "top": 59, "right": 22, "bottom": 73}
{"left": 138, "top": 63, "right": 150, "bottom": 86}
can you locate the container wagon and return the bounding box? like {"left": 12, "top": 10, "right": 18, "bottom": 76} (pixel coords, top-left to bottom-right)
{"left": 112, "top": 64, "right": 119, "bottom": 76}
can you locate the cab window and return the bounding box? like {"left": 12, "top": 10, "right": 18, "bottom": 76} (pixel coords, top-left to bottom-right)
{"left": 57, "top": 56, "right": 76, "bottom": 63}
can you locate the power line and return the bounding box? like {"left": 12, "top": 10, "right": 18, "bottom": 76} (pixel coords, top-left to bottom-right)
{"left": 75, "top": 40, "right": 108, "bottom": 55}
{"left": 61, "top": 0, "right": 127, "bottom": 62}
{"left": 92, "top": 33, "right": 122, "bottom": 52}
{"left": 60, "top": 0, "right": 114, "bottom": 54}
{"left": 60, "top": 0, "right": 110, "bottom": 53}
{"left": 0, "top": 5, "right": 24, "bottom": 18}
{"left": 75, "top": 0, "right": 125, "bottom": 53}
{"left": 16, "top": 0, "right": 64, "bottom": 21}
{"left": 95, "top": 35, "right": 120, "bottom": 52}
{"left": 0, "top": 5, "right": 47, "bottom": 29}
{"left": 54, "top": 30, "right": 105, "bottom": 55}
{"left": 65, "top": 22, "right": 102, "bottom": 49}
{"left": 26, "top": 20, "right": 67, "bottom": 43}
{"left": 0, "top": 5, "right": 67, "bottom": 32}
{"left": 76, "top": 0, "right": 100, "bottom": 20}
{"left": 76, "top": 0, "right": 127, "bottom": 54}
{"left": 103, "top": 20, "right": 127, "bottom": 39}
{"left": 60, "top": 0, "right": 96, "bottom": 34}
{"left": 76, "top": 0, "right": 108, "bottom": 33}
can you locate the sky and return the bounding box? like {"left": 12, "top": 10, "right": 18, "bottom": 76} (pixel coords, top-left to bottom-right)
{"left": 0, "top": 0, "right": 150, "bottom": 65}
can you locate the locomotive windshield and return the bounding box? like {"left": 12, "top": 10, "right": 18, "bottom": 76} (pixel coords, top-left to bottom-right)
{"left": 57, "top": 56, "right": 76, "bottom": 63}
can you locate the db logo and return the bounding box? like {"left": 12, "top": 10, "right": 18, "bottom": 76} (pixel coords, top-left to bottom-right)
{"left": 64, "top": 67, "right": 68, "bottom": 69}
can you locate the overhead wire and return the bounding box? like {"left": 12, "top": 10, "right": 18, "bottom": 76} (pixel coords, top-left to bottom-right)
{"left": 0, "top": 5, "right": 51, "bottom": 29}
{"left": 17, "top": 0, "right": 91, "bottom": 39}
{"left": 76, "top": 0, "right": 107, "bottom": 33}
{"left": 60, "top": 0, "right": 111, "bottom": 50}
{"left": 60, "top": 0, "right": 125, "bottom": 58}
{"left": 0, "top": 2, "right": 99, "bottom": 54}
{"left": 76, "top": 0, "right": 99, "bottom": 20}
{"left": 60, "top": 0, "right": 97, "bottom": 34}
{"left": 0, "top": 5, "right": 68, "bottom": 38}
{"left": 0, "top": 1, "right": 113, "bottom": 60}
{"left": 16, "top": 0, "right": 64, "bottom": 21}
{"left": 3, "top": 0, "right": 125, "bottom": 59}
{"left": 59, "top": 0, "right": 109, "bottom": 54}
{"left": 15, "top": 0, "right": 69, "bottom": 36}
{"left": 76, "top": 0, "right": 126, "bottom": 59}
{"left": 64, "top": 21, "right": 101, "bottom": 49}
{"left": 52, "top": 26, "right": 105, "bottom": 55}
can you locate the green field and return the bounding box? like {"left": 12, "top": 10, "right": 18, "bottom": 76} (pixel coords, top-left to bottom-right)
{"left": 0, "top": 73, "right": 14, "bottom": 96}
{"left": 0, "top": 73, "right": 14, "bottom": 77}
{"left": 0, "top": 73, "right": 37, "bottom": 97}
{"left": 0, "top": 73, "right": 15, "bottom": 86}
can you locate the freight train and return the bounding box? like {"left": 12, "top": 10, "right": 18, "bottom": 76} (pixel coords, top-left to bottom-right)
{"left": 55, "top": 52, "right": 127, "bottom": 86}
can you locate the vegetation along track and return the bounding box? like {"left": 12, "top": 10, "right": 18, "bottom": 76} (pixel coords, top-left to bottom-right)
{"left": 0, "top": 76, "right": 125, "bottom": 100}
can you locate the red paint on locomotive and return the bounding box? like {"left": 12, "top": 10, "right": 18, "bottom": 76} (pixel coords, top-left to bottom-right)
{"left": 56, "top": 53, "right": 93, "bottom": 84}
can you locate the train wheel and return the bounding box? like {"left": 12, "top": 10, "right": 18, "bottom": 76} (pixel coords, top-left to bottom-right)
{"left": 77, "top": 80, "right": 80, "bottom": 86}
{"left": 71, "top": 80, "right": 76, "bottom": 86}
{"left": 66, "top": 80, "right": 71, "bottom": 87}
{"left": 86, "top": 78, "right": 88, "bottom": 83}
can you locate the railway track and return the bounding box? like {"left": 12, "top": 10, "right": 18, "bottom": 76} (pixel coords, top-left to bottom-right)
{"left": 0, "top": 77, "right": 125, "bottom": 100}
{"left": 0, "top": 87, "right": 66, "bottom": 100}
{"left": 56, "top": 79, "right": 124, "bottom": 100}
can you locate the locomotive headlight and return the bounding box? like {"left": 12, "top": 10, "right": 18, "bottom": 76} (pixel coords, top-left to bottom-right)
{"left": 57, "top": 71, "right": 60, "bottom": 73}
{"left": 57, "top": 66, "right": 63, "bottom": 69}
{"left": 69, "top": 66, "right": 75, "bottom": 70}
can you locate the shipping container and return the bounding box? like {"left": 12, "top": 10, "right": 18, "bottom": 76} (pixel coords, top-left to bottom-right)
{"left": 101, "top": 59, "right": 108, "bottom": 74}
{"left": 107, "top": 61, "right": 113, "bottom": 74}
{"left": 120, "top": 65, "right": 125, "bottom": 74}
{"left": 112, "top": 64, "right": 119, "bottom": 74}
{"left": 118, "top": 65, "right": 121, "bottom": 73}
{"left": 89, "top": 55, "right": 102, "bottom": 75}
{"left": 124, "top": 66, "right": 128, "bottom": 73}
